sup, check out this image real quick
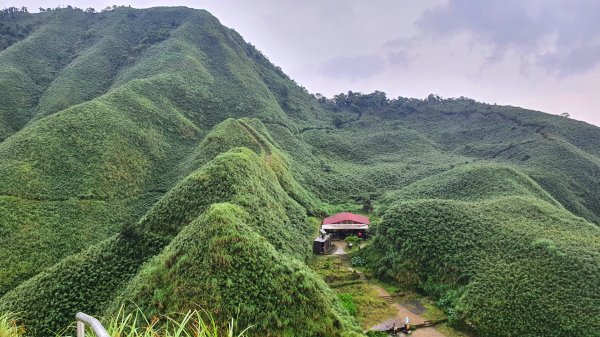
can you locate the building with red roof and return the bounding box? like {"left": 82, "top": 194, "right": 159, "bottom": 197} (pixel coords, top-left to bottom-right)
{"left": 321, "top": 212, "right": 370, "bottom": 239}
{"left": 323, "top": 212, "right": 370, "bottom": 225}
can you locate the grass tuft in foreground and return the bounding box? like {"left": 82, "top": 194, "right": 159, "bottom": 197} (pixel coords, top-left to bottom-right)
{"left": 98, "top": 305, "right": 250, "bottom": 337}
{"left": 0, "top": 311, "right": 23, "bottom": 337}
{"left": 0, "top": 306, "right": 249, "bottom": 337}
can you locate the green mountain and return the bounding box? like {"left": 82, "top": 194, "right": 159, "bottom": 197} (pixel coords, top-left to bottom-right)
{"left": 1, "top": 6, "right": 600, "bottom": 337}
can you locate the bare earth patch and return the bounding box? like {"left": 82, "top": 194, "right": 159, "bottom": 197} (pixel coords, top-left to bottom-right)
{"left": 368, "top": 285, "right": 446, "bottom": 337}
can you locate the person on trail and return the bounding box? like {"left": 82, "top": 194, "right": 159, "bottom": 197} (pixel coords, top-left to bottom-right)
{"left": 399, "top": 317, "right": 410, "bottom": 334}
{"left": 392, "top": 322, "right": 398, "bottom": 335}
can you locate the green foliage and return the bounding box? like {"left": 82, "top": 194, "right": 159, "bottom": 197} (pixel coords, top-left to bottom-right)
{"left": 100, "top": 305, "right": 250, "bottom": 337}
{"left": 0, "top": 6, "right": 319, "bottom": 301}
{"left": 372, "top": 196, "right": 600, "bottom": 336}
{"left": 338, "top": 294, "right": 358, "bottom": 316}
{"left": 0, "top": 197, "right": 137, "bottom": 295}
{"left": 313, "top": 92, "right": 600, "bottom": 225}
{"left": 345, "top": 236, "right": 361, "bottom": 245}
{"left": 344, "top": 236, "right": 362, "bottom": 253}
{"left": 0, "top": 230, "right": 165, "bottom": 335}
{"left": 379, "top": 164, "right": 561, "bottom": 209}
{"left": 0, "top": 20, "right": 33, "bottom": 51}
{"left": 140, "top": 147, "right": 314, "bottom": 257}
{"left": 0, "top": 306, "right": 248, "bottom": 337}
{"left": 117, "top": 203, "right": 359, "bottom": 337}
{"left": 350, "top": 256, "right": 366, "bottom": 268}
{"left": 0, "top": 146, "right": 328, "bottom": 335}
{"left": 308, "top": 256, "right": 396, "bottom": 329}
{"left": 365, "top": 331, "right": 387, "bottom": 337}
{"left": 308, "top": 256, "right": 361, "bottom": 284}
{"left": 0, "top": 311, "right": 23, "bottom": 337}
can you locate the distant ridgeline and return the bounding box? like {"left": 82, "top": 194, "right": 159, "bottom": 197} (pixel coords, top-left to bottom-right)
{"left": 1, "top": 6, "right": 599, "bottom": 337}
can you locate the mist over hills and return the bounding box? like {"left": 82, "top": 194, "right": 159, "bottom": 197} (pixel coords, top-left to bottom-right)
{"left": 1, "top": 6, "right": 599, "bottom": 337}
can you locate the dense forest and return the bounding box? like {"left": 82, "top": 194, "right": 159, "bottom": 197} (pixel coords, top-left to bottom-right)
{"left": 0, "top": 6, "right": 599, "bottom": 337}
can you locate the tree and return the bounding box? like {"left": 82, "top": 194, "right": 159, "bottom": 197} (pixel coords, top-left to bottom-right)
{"left": 427, "top": 93, "right": 442, "bottom": 103}
{"left": 362, "top": 196, "right": 373, "bottom": 213}
{"left": 332, "top": 118, "right": 343, "bottom": 128}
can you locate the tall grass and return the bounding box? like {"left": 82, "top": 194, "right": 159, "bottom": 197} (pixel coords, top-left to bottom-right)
{"left": 0, "top": 307, "right": 249, "bottom": 337}
{"left": 95, "top": 306, "right": 250, "bottom": 337}
{"left": 0, "top": 311, "right": 23, "bottom": 337}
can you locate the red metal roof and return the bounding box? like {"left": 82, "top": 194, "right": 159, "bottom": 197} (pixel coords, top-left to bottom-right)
{"left": 323, "top": 212, "right": 370, "bottom": 225}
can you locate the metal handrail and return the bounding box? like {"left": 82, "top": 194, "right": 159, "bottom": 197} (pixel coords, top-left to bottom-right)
{"left": 75, "top": 312, "right": 111, "bottom": 337}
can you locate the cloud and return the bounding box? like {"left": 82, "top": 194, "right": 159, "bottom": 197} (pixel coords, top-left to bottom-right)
{"left": 415, "top": 0, "right": 600, "bottom": 77}
{"left": 387, "top": 49, "right": 413, "bottom": 67}
{"left": 383, "top": 36, "right": 418, "bottom": 49}
{"left": 317, "top": 54, "right": 387, "bottom": 80}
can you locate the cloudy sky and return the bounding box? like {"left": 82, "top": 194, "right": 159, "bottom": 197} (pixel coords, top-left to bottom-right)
{"left": 3, "top": 0, "right": 600, "bottom": 125}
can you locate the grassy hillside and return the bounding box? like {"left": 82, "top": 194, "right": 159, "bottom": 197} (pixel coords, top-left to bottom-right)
{"left": 0, "top": 6, "right": 320, "bottom": 296}
{"left": 312, "top": 95, "right": 600, "bottom": 335}
{"left": 1, "top": 140, "right": 358, "bottom": 335}
{"left": 366, "top": 164, "right": 600, "bottom": 336}
{"left": 371, "top": 197, "right": 600, "bottom": 336}
{"left": 117, "top": 203, "right": 358, "bottom": 337}
{"left": 379, "top": 164, "right": 562, "bottom": 207}
{"left": 1, "top": 6, "right": 600, "bottom": 337}
{"left": 311, "top": 94, "right": 600, "bottom": 225}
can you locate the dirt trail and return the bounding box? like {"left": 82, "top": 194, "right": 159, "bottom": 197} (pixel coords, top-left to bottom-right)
{"left": 332, "top": 240, "right": 347, "bottom": 255}
{"left": 326, "top": 241, "right": 447, "bottom": 336}
{"left": 368, "top": 285, "right": 446, "bottom": 337}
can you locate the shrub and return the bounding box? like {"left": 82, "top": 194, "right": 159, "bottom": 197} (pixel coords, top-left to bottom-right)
{"left": 350, "top": 256, "right": 366, "bottom": 268}
{"left": 345, "top": 236, "right": 361, "bottom": 245}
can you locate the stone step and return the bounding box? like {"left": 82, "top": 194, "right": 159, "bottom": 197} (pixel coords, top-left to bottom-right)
{"left": 380, "top": 296, "right": 395, "bottom": 303}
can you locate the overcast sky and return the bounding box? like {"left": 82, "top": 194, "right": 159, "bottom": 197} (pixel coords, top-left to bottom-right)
{"left": 3, "top": 0, "right": 600, "bottom": 125}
